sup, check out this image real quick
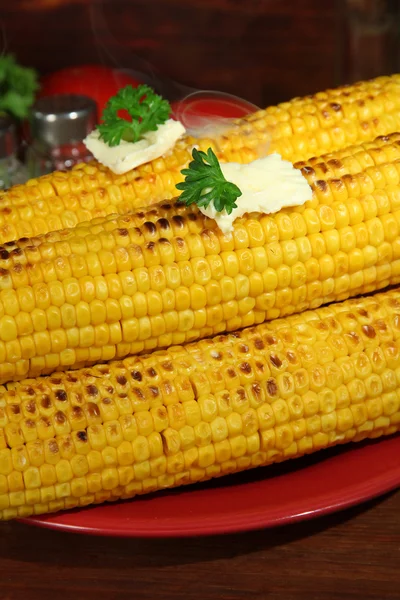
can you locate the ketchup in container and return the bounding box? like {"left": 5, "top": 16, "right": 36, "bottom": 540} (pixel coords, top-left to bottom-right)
{"left": 171, "top": 90, "right": 259, "bottom": 137}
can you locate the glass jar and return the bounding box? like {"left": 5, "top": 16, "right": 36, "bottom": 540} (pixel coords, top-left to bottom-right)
{"left": 340, "top": 0, "right": 400, "bottom": 83}
{"left": 26, "top": 94, "right": 97, "bottom": 177}
{"left": 0, "top": 115, "right": 28, "bottom": 189}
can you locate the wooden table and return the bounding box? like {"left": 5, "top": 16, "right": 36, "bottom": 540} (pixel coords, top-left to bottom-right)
{"left": 1, "top": 490, "right": 399, "bottom": 600}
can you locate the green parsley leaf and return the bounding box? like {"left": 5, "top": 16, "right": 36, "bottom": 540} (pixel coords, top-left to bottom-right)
{"left": 176, "top": 148, "right": 242, "bottom": 215}
{"left": 0, "top": 54, "right": 38, "bottom": 119}
{"left": 97, "top": 84, "right": 171, "bottom": 147}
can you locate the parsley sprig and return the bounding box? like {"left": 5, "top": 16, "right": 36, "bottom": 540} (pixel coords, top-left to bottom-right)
{"left": 97, "top": 84, "right": 171, "bottom": 147}
{"left": 0, "top": 54, "right": 38, "bottom": 120}
{"left": 176, "top": 148, "right": 242, "bottom": 214}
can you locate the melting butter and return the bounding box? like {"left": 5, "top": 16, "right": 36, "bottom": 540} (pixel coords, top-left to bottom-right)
{"left": 200, "top": 153, "right": 313, "bottom": 234}
{"left": 84, "top": 119, "right": 186, "bottom": 175}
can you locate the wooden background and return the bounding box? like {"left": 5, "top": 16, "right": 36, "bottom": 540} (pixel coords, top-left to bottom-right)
{"left": 1, "top": 0, "right": 399, "bottom": 108}
{"left": 0, "top": 0, "right": 344, "bottom": 107}
{"left": 2, "top": 491, "right": 400, "bottom": 600}
{"left": 2, "top": 0, "right": 398, "bottom": 107}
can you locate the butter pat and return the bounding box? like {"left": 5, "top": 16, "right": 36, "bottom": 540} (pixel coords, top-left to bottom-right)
{"left": 200, "top": 153, "right": 313, "bottom": 234}
{"left": 84, "top": 119, "right": 186, "bottom": 175}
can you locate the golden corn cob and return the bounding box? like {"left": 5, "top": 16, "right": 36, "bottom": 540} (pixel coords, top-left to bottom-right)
{"left": 262, "top": 74, "right": 400, "bottom": 161}
{"left": 0, "top": 287, "right": 399, "bottom": 521}
{"left": 2, "top": 131, "right": 400, "bottom": 384}
{"left": 0, "top": 144, "right": 195, "bottom": 243}
{"left": 1, "top": 74, "right": 400, "bottom": 244}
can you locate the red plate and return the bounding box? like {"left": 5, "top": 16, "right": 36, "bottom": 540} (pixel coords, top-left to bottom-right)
{"left": 20, "top": 435, "right": 400, "bottom": 537}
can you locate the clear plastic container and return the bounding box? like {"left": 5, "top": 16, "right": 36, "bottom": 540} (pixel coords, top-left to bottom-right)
{"left": 26, "top": 94, "right": 97, "bottom": 177}
{"left": 0, "top": 115, "right": 28, "bottom": 189}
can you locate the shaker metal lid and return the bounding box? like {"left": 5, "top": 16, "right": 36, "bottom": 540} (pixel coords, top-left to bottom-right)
{"left": 31, "top": 94, "right": 97, "bottom": 146}
{"left": 0, "top": 115, "right": 17, "bottom": 159}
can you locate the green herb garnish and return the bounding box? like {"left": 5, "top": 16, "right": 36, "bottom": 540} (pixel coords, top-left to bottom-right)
{"left": 97, "top": 84, "right": 171, "bottom": 147}
{"left": 176, "top": 148, "right": 242, "bottom": 214}
{"left": 0, "top": 54, "right": 38, "bottom": 119}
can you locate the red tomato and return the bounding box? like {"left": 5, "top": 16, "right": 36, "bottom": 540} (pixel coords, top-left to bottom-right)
{"left": 171, "top": 91, "right": 258, "bottom": 128}
{"left": 38, "top": 65, "right": 143, "bottom": 121}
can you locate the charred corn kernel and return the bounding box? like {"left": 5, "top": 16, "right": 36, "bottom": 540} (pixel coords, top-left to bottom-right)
{"left": 1, "top": 288, "right": 400, "bottom": 519}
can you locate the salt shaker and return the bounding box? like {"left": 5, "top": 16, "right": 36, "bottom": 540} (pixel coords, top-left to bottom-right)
{"left": 26, "top": 94, "right": 97, "bottom": 177}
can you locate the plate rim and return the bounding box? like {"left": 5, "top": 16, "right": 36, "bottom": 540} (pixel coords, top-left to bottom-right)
{"left": 17, "top": 435, "right": 400, "bottom": 538}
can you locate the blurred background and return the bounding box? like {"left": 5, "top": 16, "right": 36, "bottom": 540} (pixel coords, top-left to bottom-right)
{"left": 0, "top": 0, "right": 399, "bottom": 186}
{"left": 2, "top": 0, "right": 400, "bottom": 105}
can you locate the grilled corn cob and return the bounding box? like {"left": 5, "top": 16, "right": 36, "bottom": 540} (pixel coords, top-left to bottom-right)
{"left": 2, "top": 131, "right": 400, "bottom": 383}
{"left": 1, "top": 75, "right": 400, "bottom": 244}
{"left": 0, "top": 288, "right": 399, "bottom": 521}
